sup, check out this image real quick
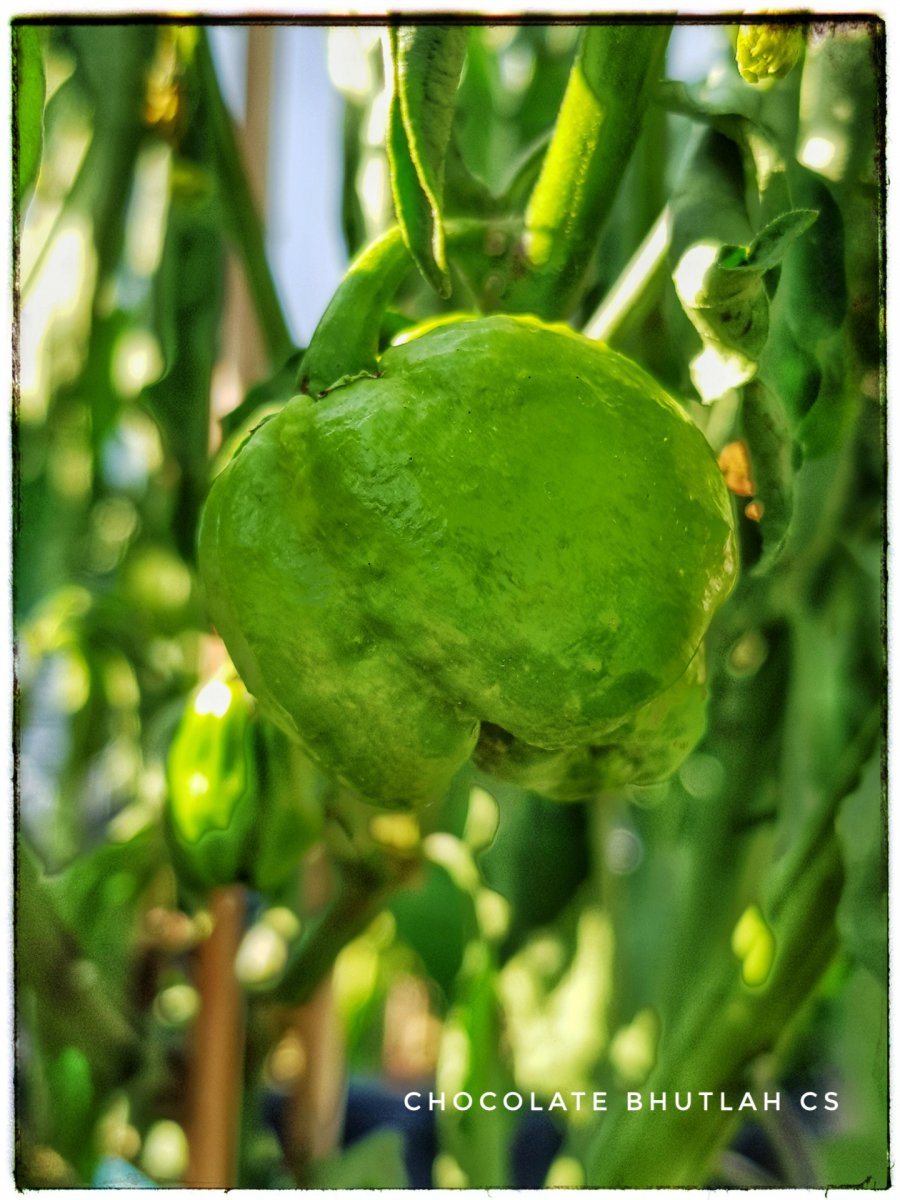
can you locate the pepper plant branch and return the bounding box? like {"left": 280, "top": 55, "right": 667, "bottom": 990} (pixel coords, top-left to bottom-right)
{"left": 271, "top": 853, "right": 418, "bottom": 1008}
{"left": 581, "top": 706, "right": 880, "bottom": 1188}
{"left": 194, "top": 29, "right": 294, "bottom": 368}
{"left": 185, "top": 885, "right": 247, "bottom": 1187}
{"left": 583, "top": 206, "right": 672, "bottom": 343}
{"left": 584, "top": 834, "right": 843, "bottom": 1186}
{"left": 505, "top": 24, "right": 671, "bottom": 320}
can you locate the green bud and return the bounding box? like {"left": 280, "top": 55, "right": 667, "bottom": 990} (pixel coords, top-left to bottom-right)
{"left": 736, "top": 24, "right": 805, "bottom": 85}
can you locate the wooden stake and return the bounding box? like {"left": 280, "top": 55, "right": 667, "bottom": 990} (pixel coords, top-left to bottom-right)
{"left": 185, "top": 885, "right": 247, "bottom": 1187}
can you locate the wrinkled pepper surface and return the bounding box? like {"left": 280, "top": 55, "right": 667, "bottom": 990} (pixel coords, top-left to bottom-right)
{"left": 200, "top": 315, "right": 736, "bottom": 808}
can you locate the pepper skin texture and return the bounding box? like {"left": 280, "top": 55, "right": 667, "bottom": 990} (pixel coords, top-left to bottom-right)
{"left": 200, "top": 315, "right": 736, "bottom": 808}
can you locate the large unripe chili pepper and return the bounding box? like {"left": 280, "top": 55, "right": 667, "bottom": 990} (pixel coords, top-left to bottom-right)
{"left": 199, "top": 315, "right": 736, "bottom": 808}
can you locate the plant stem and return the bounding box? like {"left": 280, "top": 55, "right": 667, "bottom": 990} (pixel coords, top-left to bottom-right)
{"left": 195, "top": 29, "right": 294, "bottom": 368}
{"left": 299, "top": 217, "right": 518, "bottom": 396}
{"left": 272, "top": 855, "right": 417, "bottom": 1008}
{"left": 504, "top": 24, "right": 671, "bottom": 319}
{"left": 282, "top": 971, "right": 346, "bottom": 1181}
{"left": 583, "top": 711, "right": 880, "bottom": 1187}
{"left": 582, "top": 206, "right": 672, "bottom": 342}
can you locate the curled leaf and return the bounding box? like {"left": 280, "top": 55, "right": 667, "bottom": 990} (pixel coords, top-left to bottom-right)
{"left": 13, "top": 25, "right": 45, "bottom": 204}
{"left": 672, "top": 197, "right": 817, "bottom": 401}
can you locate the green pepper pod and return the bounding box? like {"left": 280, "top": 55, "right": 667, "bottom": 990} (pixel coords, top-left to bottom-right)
{"left": 166, "top": 676, "right": 258, "bottom": 891}
{"left": 474, "top": 650, "right": 709, "bottom": 802}
{"left": 200, "top": 315, "right": 737, "bottom": 809}
{"left": 166, "top": 674, "right": 322, "bottom": 893}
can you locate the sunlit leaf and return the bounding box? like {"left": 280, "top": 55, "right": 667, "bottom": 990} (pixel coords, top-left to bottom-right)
{"left": 14, "top": 25, "right": 46, "bottom": 204}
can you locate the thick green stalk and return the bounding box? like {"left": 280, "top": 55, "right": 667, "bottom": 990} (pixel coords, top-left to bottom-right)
{"left": 299, "top": 217, "right": 518, "bottom": 396}
{"left": 505, "top": 24, "right": 671, "bottom": 319}
{"left": 583, "top": 710, "right": 879, "bottom": 1187}
{"left": 272, "top": 856, "right": 416, "bottom": 1007}
{"left": 195, "top": 30, "right": 294, "bottom": 367}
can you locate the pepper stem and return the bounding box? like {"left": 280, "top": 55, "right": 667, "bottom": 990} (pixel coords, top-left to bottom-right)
{"left": 299, "top": 217, "right": 518, "bottom": 397}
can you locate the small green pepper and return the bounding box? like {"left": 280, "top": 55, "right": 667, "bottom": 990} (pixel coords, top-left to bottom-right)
{"left": 166, "top": 673, "right": 322, "bottom": 893}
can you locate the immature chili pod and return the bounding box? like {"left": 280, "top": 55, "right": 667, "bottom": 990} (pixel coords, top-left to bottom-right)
{"left": 165, "top": 674, "right": 322, "bottom": 893}
{"left": 387, "top": 25, "right": 468, "bottom": 296}
{"left": 166, "top": 675, "right": 258, "bottom": 891}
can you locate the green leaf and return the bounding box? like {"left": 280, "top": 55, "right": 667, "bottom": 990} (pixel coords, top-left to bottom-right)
{"left": 387, "top": 26, "right": 469, "bottom": 297}
{"left": 835, "top": 753, "right": 886, "bottom": 985}
{"left": 670, "top": 132, "right": 819, "bottom": 402}
{"left": 62, "top": 26, "right": 156, "bottom": 273}
{"left": 311, "top": 1130, "right": 409, "bottom": 1190}
{"left": 389, "top": 859, "right": 468, "bottom": 994}
{"left": 656, "top": 81, "right": 789, "bottom": 219}
{"left": 781, "top": 169, "right": 847, "bottom": 344}
{"left": 657, "top": 76, "right": 763, "bottom": 130}
{"left": 759, "top": 315, "right": 822, "bottom": 426}
{"left": 43, "top": 829, "right": 165, "bottom": 1003}
{"left": 478, "top": 783, "right": 589, "bottom": 955}
{"left": 13, "top": 25, "right": 46, "bottom": 204}
{"left": 741, "top": 380, "right": 794, "bottom": 572}
{"left": 722, "top": 209, "right": 818, "bottom": 275}
{"left": 794, "top": 333, "right": 855, "bottom": 459}
{"left": 16, "top": 843, "right": 141, "bottom": 1095}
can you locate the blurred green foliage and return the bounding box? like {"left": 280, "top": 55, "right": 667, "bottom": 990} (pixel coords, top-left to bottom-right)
{"left": 14, "top": 18, "right": 885, "bottom": 1191}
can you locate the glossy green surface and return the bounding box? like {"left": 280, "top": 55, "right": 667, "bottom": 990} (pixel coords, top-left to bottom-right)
{"left": 474, "top": 649, "right": 709, "bottom": 802}
{"left": 166, "top": 678, "right": 257, "bottom": 888}
{"left": 200, "top": 316, "right": 736, "bottom": 807}
{"left": 165, "top": 677, "right": 323, "bottom": 891}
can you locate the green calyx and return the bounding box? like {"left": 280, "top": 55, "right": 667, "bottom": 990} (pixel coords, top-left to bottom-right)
{"left": 199, "top": 314, "right": 737, "bottom": 808}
